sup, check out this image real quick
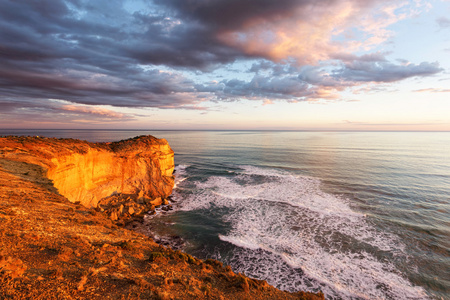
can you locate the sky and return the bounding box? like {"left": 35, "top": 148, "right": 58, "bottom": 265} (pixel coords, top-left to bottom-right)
{"left": 0, "top": 0, "right": 449, "bottom": 131}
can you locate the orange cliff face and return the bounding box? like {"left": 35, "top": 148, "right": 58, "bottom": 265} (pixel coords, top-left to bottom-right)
{"left": 0, "top": 135, "right": 175, "bottom": 207}
{"left": 0, "top": 135, "right": 325, "bottom": 300}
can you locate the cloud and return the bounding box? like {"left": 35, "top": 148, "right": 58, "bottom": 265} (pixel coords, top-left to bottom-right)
{"left": 413, "top": 88, "right": 450, "bottom": 93}
{"left": 0, "top": 64, "right": 208, "bottom": 108}
{"left": 208, "top": 71, "right": 341, "bottom": 102}
{"left": 332, "top": 59, "right": 442, "bottom": 83}
{"left": 340, "top": 120, "right": 448, "bottom": 127}
{"left": 158, "top": 0, "right": 417, "bottom": 64}
{"left": 0, "top": 0, "right": 444, "bottom": 123}
{"left": 220, "top": 75, "right": 312, "bottom": 100}
{"left": 436, "top": 16, "right": 450, "bottom": 28}
{"left": 0, "top": 99, "right": 136, "bottom": 127}
{"left": 59, "top": 104, "right": 126, "bottom": 119}
{"left": 0, "top": 0, "right": 227, "bottom": 110}
{"left": 229, "top": 54, "right": 442, "bottom": 102}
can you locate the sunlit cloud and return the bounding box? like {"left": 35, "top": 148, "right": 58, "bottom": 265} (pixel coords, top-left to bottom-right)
{"left": 0, "top": 99, "right": 137, "bottom": 128}
{"left": 215, "top": 1, "right": 415, "bottom": 64}
{"left": 413, "top": 88, "right": 450, "bottom": 93}
{"left": 60, "top": 105, "right": 126, "bottom": 119}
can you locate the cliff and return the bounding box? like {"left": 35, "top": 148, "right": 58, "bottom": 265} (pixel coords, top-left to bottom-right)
{"left": 0, "top": 135, "right": 324, "bottom": 300}
{"left": 0, "top": 135, "right": 174, "bottom": 208}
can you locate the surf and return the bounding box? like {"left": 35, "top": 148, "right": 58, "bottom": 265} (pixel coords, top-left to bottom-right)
{"left": 171, "top": 164, "right": 429, "bottom": 299}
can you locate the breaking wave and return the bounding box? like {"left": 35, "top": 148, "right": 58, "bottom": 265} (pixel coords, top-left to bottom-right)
{"left": 175, "top": 165, "right": 429, "bottom": 299}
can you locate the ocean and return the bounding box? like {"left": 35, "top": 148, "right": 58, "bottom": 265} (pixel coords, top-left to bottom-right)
{"left": 2, "top": 129, "right": 449, "bottom": 299}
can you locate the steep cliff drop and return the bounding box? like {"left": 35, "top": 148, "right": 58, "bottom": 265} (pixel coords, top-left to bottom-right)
{"left": 0, "top": 135, "right": 324, "bottom": 299}
{"left": 0, "top": 135, "right": 174, "bottom": 208}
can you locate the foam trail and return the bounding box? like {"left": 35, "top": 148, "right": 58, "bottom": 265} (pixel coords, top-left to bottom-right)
{"left": 175, "top": 165, "right": 429, "bottom": 299}
{"left": 173, "top": 165, "right": 189, "bottom": 189}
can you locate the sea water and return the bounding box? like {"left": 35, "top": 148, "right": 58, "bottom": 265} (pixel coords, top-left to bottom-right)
{"left": 2, "top": 130, "right": 449, "bottom": 299}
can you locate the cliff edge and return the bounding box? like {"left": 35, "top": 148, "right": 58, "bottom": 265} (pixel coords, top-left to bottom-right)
{"left": 0, "top": 135, "right": 174, "bottom": 208}
{"left": 0, "top": 135, "right": 324, "bottom": 299}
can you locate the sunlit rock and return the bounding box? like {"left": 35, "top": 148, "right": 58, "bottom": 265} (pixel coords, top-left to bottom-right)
{"left": 0, "top": 135, "right": 174, "bottom": 207}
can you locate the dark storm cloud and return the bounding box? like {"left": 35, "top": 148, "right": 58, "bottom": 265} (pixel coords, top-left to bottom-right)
{"left": 120, "top": 10, "right": 244, "bottom": 69}
{"left": 0, "top": 0, "right": 243, "bottom": 70}
{"left": 155, "top": 0, "right": 402, "bottom": 37}
{"left": 0, "top": 65, "right": 203, "bottom": 108}
{"left": 0, "top": 0, "right": 238, "bottom": 111}
{"left": 154, "top": 0, "right": 306, "bottom": 30}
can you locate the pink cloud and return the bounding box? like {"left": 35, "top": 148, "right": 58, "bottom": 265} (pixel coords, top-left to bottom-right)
{"left": 217, "top": 1, "right": 420, "bottom": 65}
{"left": 60, "top": 104, "right": 126, "bottom": 119}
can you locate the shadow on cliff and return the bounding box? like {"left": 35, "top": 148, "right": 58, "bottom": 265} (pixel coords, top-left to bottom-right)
{"left": 0, "top": 159, "right": 60, "bottom": 196}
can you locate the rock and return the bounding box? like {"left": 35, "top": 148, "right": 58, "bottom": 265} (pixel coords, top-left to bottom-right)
{"left": 0, "top": 135, "right": 175, "bottom": 208}
{"left": 128, "top": 207, "right": 135, "bottom": 215}
{"left": 150, "top": 197, "right": 162, "bottom": 206}
{"left": 0, "top": 256, "right": 27, "bottom": 278}
{"left": 110, "top": 211, "right": 118, "bottom": 221}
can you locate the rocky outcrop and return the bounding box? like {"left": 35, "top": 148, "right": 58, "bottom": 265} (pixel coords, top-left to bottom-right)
{"left": 0, "top": 135, "right": 174, "bottom": 208}
{"left": 0, "top": 135, "right": 325, "bottom": 299}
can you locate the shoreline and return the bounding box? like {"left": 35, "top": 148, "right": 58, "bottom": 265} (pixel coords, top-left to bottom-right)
{"left": 0, "top": 135, "right": 324, "bottom": 299}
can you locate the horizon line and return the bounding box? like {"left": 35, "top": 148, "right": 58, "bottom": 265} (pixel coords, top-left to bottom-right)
{"left": 1, "top": 128, "right": 450, "bottom": 133}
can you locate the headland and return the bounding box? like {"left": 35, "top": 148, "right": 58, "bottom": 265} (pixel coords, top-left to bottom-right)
{"left": 0, "top": 135, "right": 323, "bottom": 299}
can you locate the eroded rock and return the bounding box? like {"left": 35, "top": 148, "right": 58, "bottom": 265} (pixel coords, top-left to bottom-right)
{"left": 0, "top": 135, "right": 175, "bottom": 208}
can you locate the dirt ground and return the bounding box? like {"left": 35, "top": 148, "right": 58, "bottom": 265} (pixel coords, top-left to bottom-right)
{"left": 0, "top": 137, "right": 324, "bottom": 300}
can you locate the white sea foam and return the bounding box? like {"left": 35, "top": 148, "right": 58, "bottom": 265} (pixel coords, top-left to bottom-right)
{"left": 173, "top": 164, "right": 189, "bottom": 189}
{"left": 175, "top": 165, "right": 429, "bottom": 299}
{"left": 218, "top": 234, "right": 261, "bottom": 250}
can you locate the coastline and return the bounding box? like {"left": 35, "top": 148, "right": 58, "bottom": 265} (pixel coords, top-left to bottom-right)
{"left": 0, "top": 135, "right": 324, "bottom": 299}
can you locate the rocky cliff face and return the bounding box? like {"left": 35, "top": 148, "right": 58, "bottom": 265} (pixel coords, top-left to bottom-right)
{"left": 0, "top": 135, "right": 324, "bottom": 300}
{"left": 0, "top": 135, "right": 174, "bottom": 207}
